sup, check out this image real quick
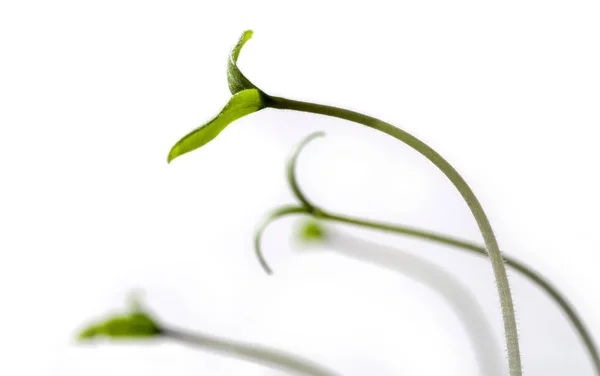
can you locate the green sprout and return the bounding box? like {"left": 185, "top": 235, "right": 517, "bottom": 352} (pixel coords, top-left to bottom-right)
{"left": 167, "top": 30, "right": 522, "bottom": 375}
{"left": 77, "top": 293, "right": 161, "bottom": 340}
{"left": 77, "top": 292, "right": 339, "bottom": 376}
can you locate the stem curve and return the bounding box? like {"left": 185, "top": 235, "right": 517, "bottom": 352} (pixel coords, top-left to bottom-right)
{"left": 254, "top": 205, "right": 310, "bottom": 274}
{"left": 267, "top": 96, "right": 522, "bottom": 375}
{"left": 287, "top": 131, "right": 326, "bottom": 210}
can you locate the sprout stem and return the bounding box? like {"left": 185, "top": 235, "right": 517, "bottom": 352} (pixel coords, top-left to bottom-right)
{"left": 268, "top": 96, "right": 522, "bottom": 376}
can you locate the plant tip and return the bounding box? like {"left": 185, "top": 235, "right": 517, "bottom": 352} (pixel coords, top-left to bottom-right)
{"left": 298, "top": 219, "right": 326, "bottom": 242}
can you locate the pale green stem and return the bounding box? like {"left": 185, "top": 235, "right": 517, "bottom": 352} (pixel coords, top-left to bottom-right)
{"left": 267, "top": 95, "right": 522, "bottom": 376}
{"left": 162, "top": 326, "right": 340, "bottom": 376}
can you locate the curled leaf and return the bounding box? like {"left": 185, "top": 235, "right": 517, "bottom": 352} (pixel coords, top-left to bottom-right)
{"left": 167, "top": 88, "right": 265, "bottom": 163}
{"left": 227, "top": 30, "right": 262, "bottom": 95}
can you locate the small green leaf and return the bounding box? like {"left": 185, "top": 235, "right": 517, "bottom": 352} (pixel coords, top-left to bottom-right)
{"left": 77, "top": 293, "right": 161, "bottom": 341}
{"left": 167, "top": 88, "right": 265, "bottom": 163}
{"left": 227, "top": 30, "right": 261, "bottom": 95}
{"left": 103, "top": 313, "right": 161, "bottom": 338}
{"left": 77, "top": 312, "right": 161, "bottom": 341}
{"left": 298, "top": 219, "right": 326, "bottom": 242}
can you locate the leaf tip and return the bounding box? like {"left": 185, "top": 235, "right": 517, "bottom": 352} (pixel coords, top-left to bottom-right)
{"left": 228, "top": 30, "right": 260, "bottom": 95}
{"left": 77, "top": 324, "right": 100, "bottom": 341}
{"left": 76, "top": 293, "right": 162, "bottom": 342}
{"left": 232, "top": 30, "right": 254, "bottom": 62}
{"left": 167, "top": 147, "right": 178, "bottom": 164}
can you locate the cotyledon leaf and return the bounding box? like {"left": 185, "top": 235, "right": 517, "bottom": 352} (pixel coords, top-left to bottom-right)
{"left": 78, "top": 312, "right": 161, "bottom": 340}
{"left": 227, "top": 30, "right": 262, "bottom": 95}
{"left": 78, "top": 292, "right": 162, "bottom": 340}
{"left": 167, "top": 88, "right": 265, "bottom": 163}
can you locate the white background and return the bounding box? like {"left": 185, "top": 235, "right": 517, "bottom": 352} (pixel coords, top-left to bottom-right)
{"left": 1, "top": 1, "right": 599, "bottom": 375}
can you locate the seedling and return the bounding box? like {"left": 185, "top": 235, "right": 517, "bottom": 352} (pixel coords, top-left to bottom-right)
{"left": 168, "top": 30, "right": 521, "bottom": 375}
{"left": 77, "top": 292, "right": 338, "bottom": 375}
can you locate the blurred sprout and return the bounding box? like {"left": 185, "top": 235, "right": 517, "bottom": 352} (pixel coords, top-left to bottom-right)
{"left": 298, "top": 219, "right": 326, "bottom": 242}
{"left": 77, "top": 292, "right": 161, "bottom": 341}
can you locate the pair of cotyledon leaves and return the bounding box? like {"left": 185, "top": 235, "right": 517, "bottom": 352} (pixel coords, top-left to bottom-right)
{"left": 167, "top": 30, "right": 267, "bottom": 163}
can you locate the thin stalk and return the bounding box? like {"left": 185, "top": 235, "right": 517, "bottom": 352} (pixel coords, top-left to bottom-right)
{"left": 162, "top": 326, "right": 340, "bottom": 376}
{"left": 287, "top": 131, "right": 325, "bottom": 210}
{"left": 267, "top": 95, "right": 522, "bottom": 376}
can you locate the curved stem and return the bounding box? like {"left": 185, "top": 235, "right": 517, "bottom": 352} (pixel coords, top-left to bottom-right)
{"left": 162, "top": 326, "right": 340, "bottom": 376}
{"left": 268, "top": 96, "right": 522, "bottom": 375}
{"left": 282, "top": 130, "right": 599, "bottom": 374}
{"left": 287, "top": 131, "right": 325, "bottom": 210}
{"left": 255, "top": 205, "right": 600, "bottom": 374}
{"left": 255, "top": 205, "right": 310, "bottom": 274}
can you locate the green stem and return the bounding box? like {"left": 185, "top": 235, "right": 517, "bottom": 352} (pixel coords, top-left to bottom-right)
{"left": 162, "top": 326, "right": 340, "bottom": 376}
{"left": 287, "top": 131, "right": 325, "bottom": 210}
{"left": 255, "top": 206, "right": 310, "bottom": 274}
{"left": 268, "top": 96, "right": 522, "bottom": 376}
